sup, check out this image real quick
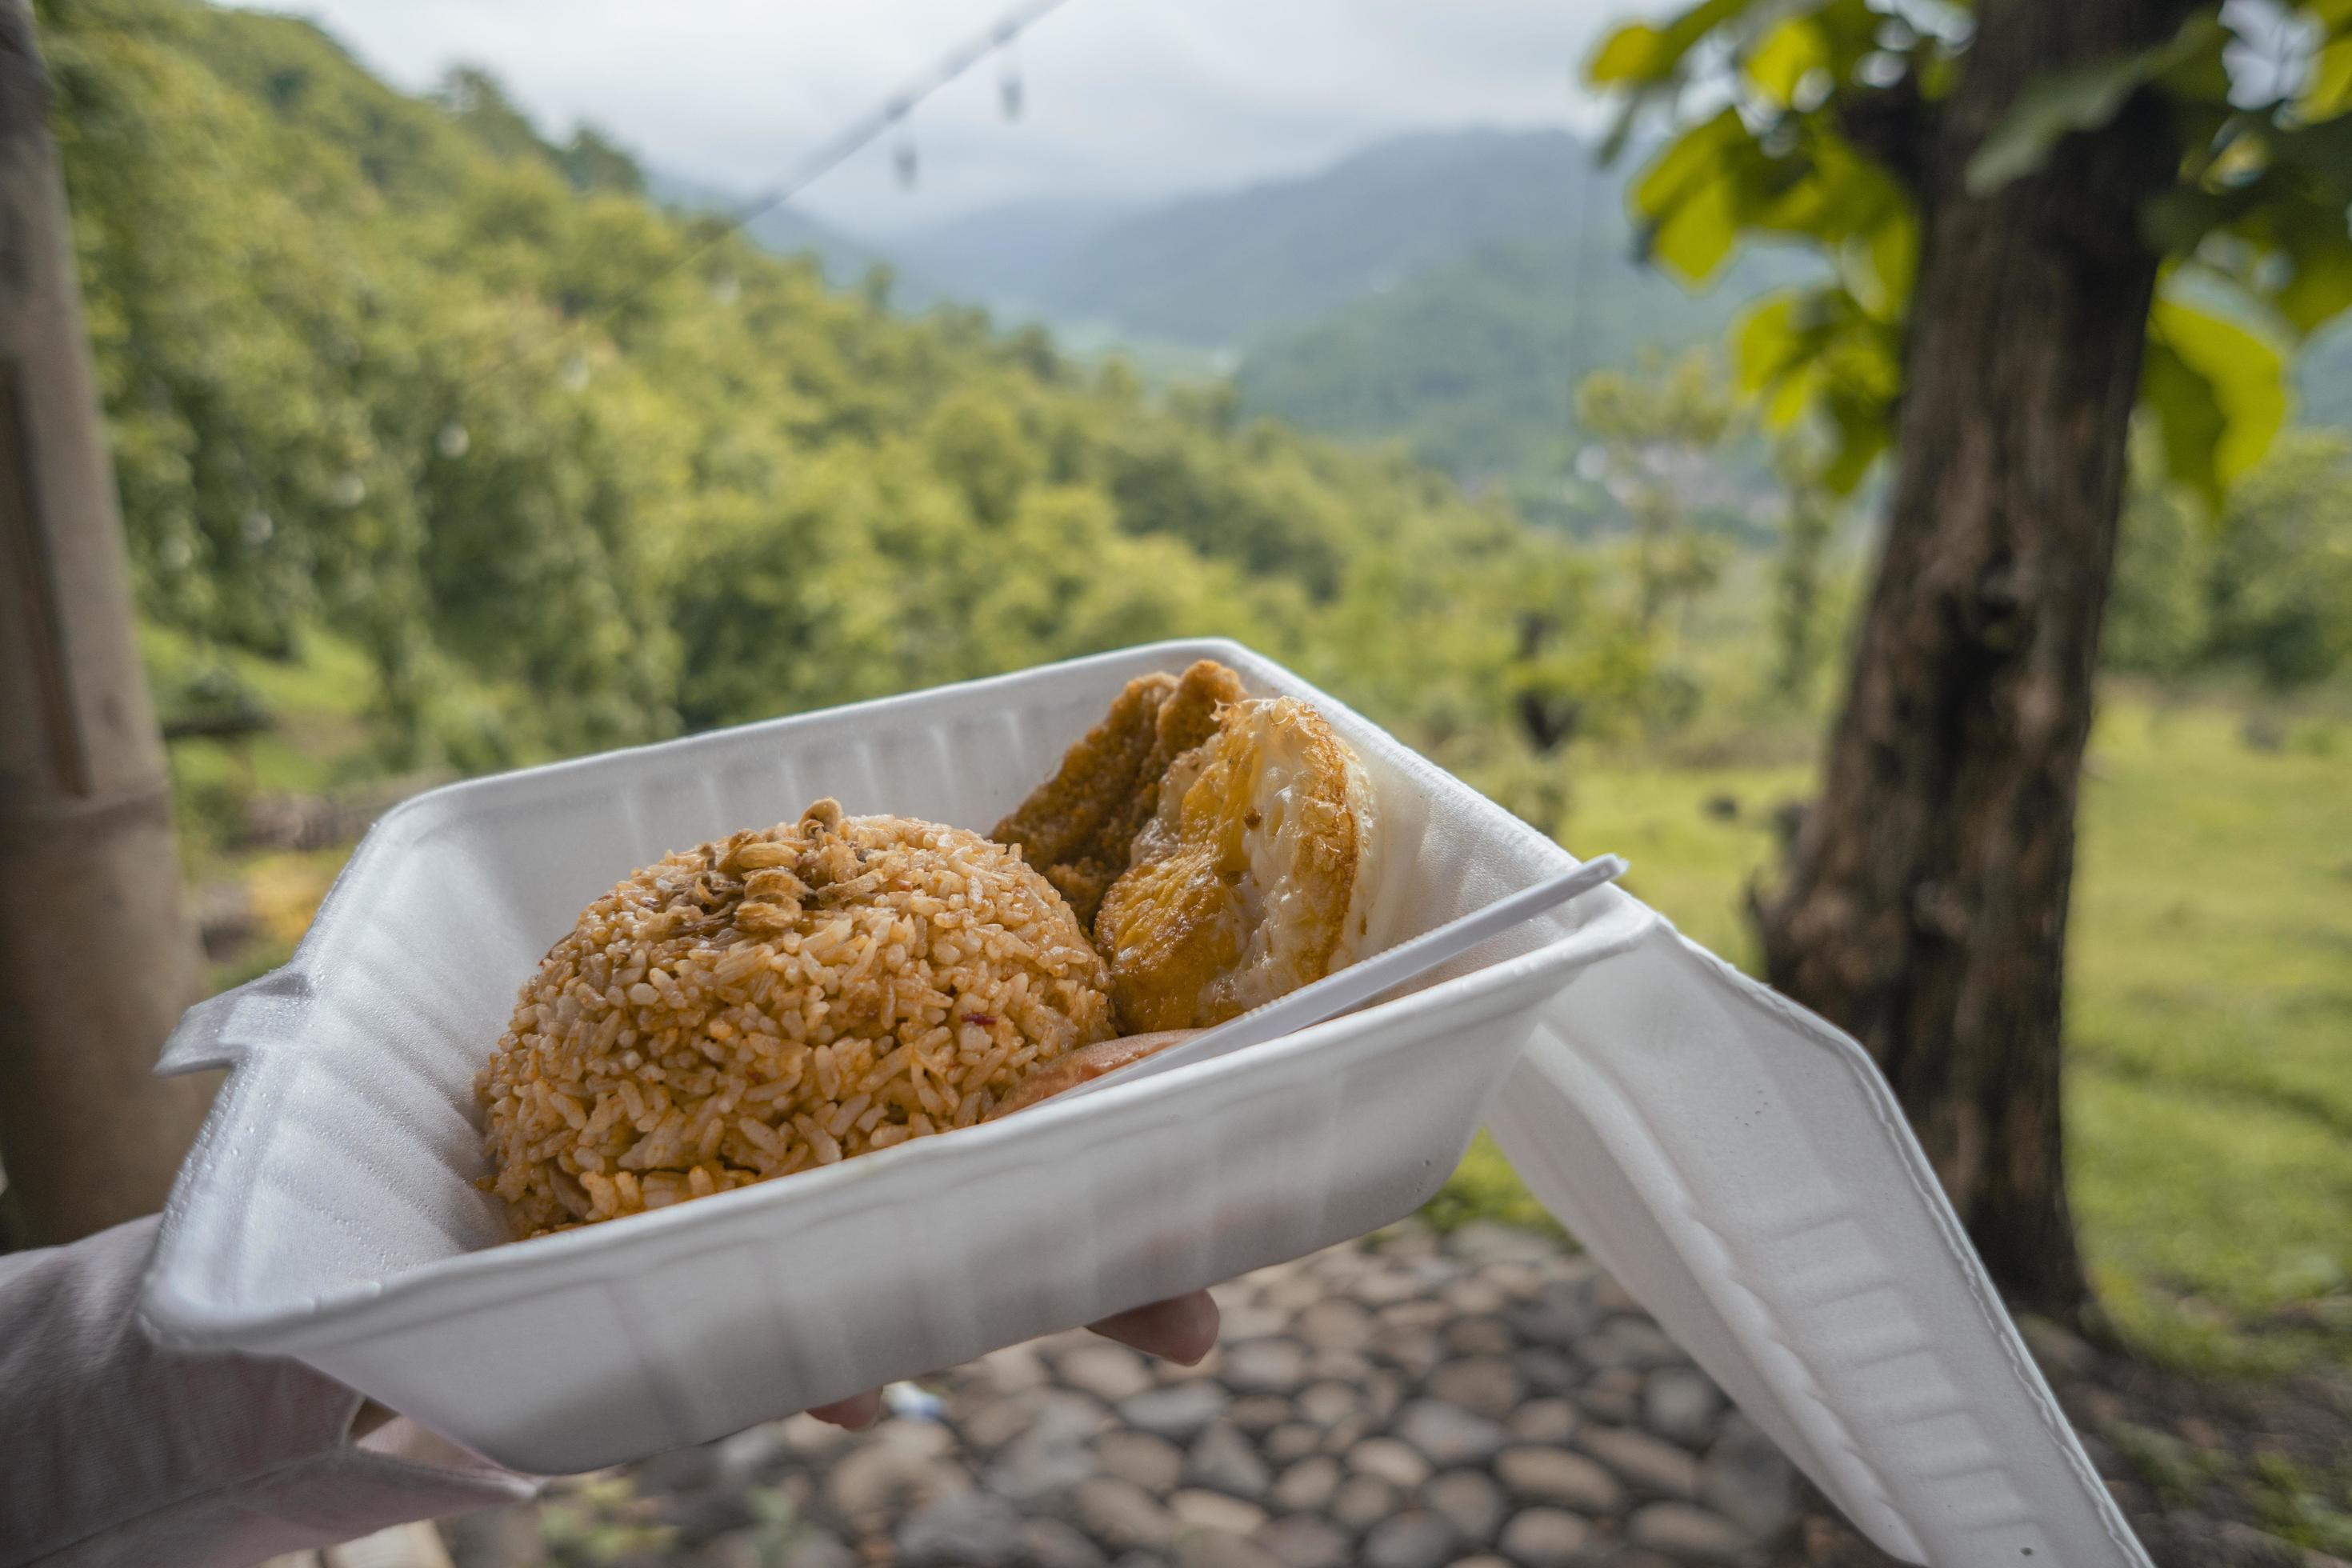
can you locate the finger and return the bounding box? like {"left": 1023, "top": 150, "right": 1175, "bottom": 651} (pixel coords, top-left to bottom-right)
{"left": 809, "top": 1389, "right": 884, "bottom": 1430}
{"left": 1087, "top": 1290, "right": 1220, "bottom": 1366}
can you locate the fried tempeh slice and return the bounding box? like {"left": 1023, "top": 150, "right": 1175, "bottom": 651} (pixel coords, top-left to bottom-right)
{"left": 990, "top": 658, "right": 1246, "bottom": 925}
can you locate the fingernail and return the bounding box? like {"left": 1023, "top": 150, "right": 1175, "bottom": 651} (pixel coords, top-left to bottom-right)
{"left": 1170, "top": 1294, "right": 1221, "bottom": 1364}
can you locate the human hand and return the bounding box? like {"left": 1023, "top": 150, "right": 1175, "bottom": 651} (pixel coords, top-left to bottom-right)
{"left": 7, "top": 1219, "right": 1217, "bottom": 1562}
{"left": 802, "top": 1290, "right": 1221, "bottom": 1430}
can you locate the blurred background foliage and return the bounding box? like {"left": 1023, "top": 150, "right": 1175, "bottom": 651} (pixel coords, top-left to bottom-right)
{"left": 33, "top": 0, "right": 2352, "bottom": 1376}
{"left": 48, "top": 0, "right": 1610, "bottom": 778}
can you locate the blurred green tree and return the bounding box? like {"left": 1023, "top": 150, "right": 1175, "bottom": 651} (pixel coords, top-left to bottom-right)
{"left": 2108, "top": 430, "right": 2352, "bottom": 687}
{"left": 1768, "top": 436, "right": 1841, "bottom": 703}
{"left": 2206, "top": 430, "right": 2352, "bottom": 686}
{"left": 1590, "top": 0, "right": 2352, "bottom": 1317}
{"left": 2106, "top": 453, "right": 2215, "bottom": 682}
{"left": 1574, "top": 349, "right": 1738, "bottom": 634}
{"left": 43, "top": 0, "right": 1642, "bottom": 790}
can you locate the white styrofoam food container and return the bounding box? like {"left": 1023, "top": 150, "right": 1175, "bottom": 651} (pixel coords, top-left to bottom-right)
{"left": 141, "top": 640, "right": 2148, "bottom": 1568}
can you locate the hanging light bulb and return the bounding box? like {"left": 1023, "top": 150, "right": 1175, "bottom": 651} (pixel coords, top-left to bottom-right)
{"left": 882, "top": 96, "right": 918, "bottom": 191}
{"left": 998, "top": 32, "right": 1024, "bottom": 122}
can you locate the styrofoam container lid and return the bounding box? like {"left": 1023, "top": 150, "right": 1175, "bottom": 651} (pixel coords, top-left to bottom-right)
{"left": 139, "top": 640, "right": 2146, "bottom": 1566}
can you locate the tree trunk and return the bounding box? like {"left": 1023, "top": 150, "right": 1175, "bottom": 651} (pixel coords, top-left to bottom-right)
{"left": 0, "top": 2, "right": 216, "bottom": 1247}
{"left": 1756, "top": 0, "right": 2194, "bottom": 1322}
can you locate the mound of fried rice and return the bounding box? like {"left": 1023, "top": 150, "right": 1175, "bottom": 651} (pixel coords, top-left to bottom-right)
{"left": 478, "top": 798, "right": 1114, "bottom": 1235}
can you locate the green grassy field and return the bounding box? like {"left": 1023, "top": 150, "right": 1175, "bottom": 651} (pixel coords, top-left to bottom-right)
{"left": 142, "top": 622, "right": 379, "bottom": 787}
{"left": 1433, "top": 694, "right": 2352, "bottom": 1373}
{"left": 2065, "top": 701, "right": 2352, "bottom": 1370}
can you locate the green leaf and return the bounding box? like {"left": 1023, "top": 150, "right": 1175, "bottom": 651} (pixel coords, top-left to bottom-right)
{"left": 1649, "top": 170, "right": 1742, "bottom": 282}
{"left": 1864, "top": 209, "right": 1918, "bottom": 312}
{"left": 2154, "top": 10, "right": 2234, "bottom": 103}
{"left": 1750, "top": 136, "right": 1906, "bottom": 247}
{"left": 2141, "top": 298, "right": 2288, "bottom": 510}
{"left": 2306, "top": 34, "right": 2352, "bottom": 118}
{"left": 2270, "top": 114, "right": 2352, "bottom": 192}
{"left": 1747, "top": 18, "right": 1829, "bottom": 106}
{"left": 2140, "top": 340, "right": 2229, "bottom": 510}
{"left": 1819, "top": 394, "right": 1890, "bottom": 494}
{"left": 1589, "top": 22, "right": 1672, "bottom": 85}
{"left": 2141, "top": 184, "right": 2250, "bottom": 257}
{"left": 1967, "top": 73, "right": 2146, "bottom": 194}
{"left": 1632, "top": 110, "right": 1757, "bottom": 283}
{"left": 1631, "top": 108, "right": 1749, "bottom": 221}
{"left": 1732, "top": 286, "right": 1899, "bottom": 482}
{"left": 1810, "top": 0, "right": 1892, "bottom": 75}
{"left": 2166, "top": 175, "right": 2352, "bottom": 339}
{"left": 2272, "top": 214, "right": 2352, "bottom": 334}
{"left": 1584, "top": 0, "right": 1754, "bottom": 87}
{"left": 1735, "top": 294, "right": 1812, "bottom": 410}
{"left": 1966, "top": 12, "right": 2227, "bottom": 195}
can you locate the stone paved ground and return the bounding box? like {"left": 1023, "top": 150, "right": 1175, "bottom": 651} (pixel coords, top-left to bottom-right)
{"left": 438, "top": 1219, "right": 1800, "bottom": 1568}
{"left": 272, "top": 1217, "right": 2350, "bottom": 1568}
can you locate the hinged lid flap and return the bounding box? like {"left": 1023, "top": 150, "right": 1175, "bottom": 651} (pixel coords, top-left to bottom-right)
{"left": 1489, "top": 909, "right": 2150, "bottom": 1568}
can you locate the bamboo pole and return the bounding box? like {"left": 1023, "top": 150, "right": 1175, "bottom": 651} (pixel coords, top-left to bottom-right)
{"left": 0, "top": 2, "right": 215, "bottom": 1247}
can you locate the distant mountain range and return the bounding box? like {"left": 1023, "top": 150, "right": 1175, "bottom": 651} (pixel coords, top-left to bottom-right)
{"left": 877, "top": 196, "right": 1139, "bottom": 314}
{"left": 780, "top": 127, "right": 1773, "bottom": 506}
{"left": 686, "top": 125, "right": 2350, "bottom": 495}
{"left": 1017, "top": 130, "right": 1607, "bottom": 346}
{"left": 861, "top": 129, "right": 1811, "bottom": 502}
{"left": 1236, "top": 233, "right": 1814, "bottom": 494}
{"left": 692, "top": 128, "right": 1630, "bottom": 350}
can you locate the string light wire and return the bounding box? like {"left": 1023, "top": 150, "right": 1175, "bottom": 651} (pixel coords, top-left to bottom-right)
{"left": 462, "top": 0, "right": 1078, "bottom": 389}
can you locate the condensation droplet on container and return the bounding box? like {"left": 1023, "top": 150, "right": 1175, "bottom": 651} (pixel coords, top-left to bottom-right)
{"left": 436, "top": 422, "right": 470, "bottom": 458}
{"left": 241, "top": 510, "right": 274, "bottom": 546}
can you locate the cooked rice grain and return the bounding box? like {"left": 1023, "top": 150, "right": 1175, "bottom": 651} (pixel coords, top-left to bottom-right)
{"left": 478, "top": 798, "right": 1114, "bottom": 1236}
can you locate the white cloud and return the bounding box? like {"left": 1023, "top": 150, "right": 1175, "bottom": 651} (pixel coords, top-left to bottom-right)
{"left": 230, "top": 0, "right": 1649, "bottom": 233}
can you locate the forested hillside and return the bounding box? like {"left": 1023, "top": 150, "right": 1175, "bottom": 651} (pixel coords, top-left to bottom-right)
{"left": 871, "top": 196, "right": 1139, "bottom": 319}
{"left": 856, "top": 126, "right": 1810, "bottom": 503}
{"left": 890, "top": 127, "right": 1782, "bottom": 358}
{"left": 1238, "top": 238, "right": 2352, "bottom": 500}
{"left": 649, "top": 168, "right": 893, "bottom": 294}
{"left": 40, "top": 0, "right": 1657, "bottom": 786}
{"left": 1025, "top": 130, "right": 1602, "bottom": 346}
{"left": 40, "top": 0, "right": 2348, "bottom": 788}
{"left": 1235, "top": 234, "right": 1813, "bottom": 510}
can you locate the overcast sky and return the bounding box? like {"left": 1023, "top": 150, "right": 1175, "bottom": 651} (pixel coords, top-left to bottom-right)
{"left": 233, "top": 0, "right": 1650, "bottom": 235}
